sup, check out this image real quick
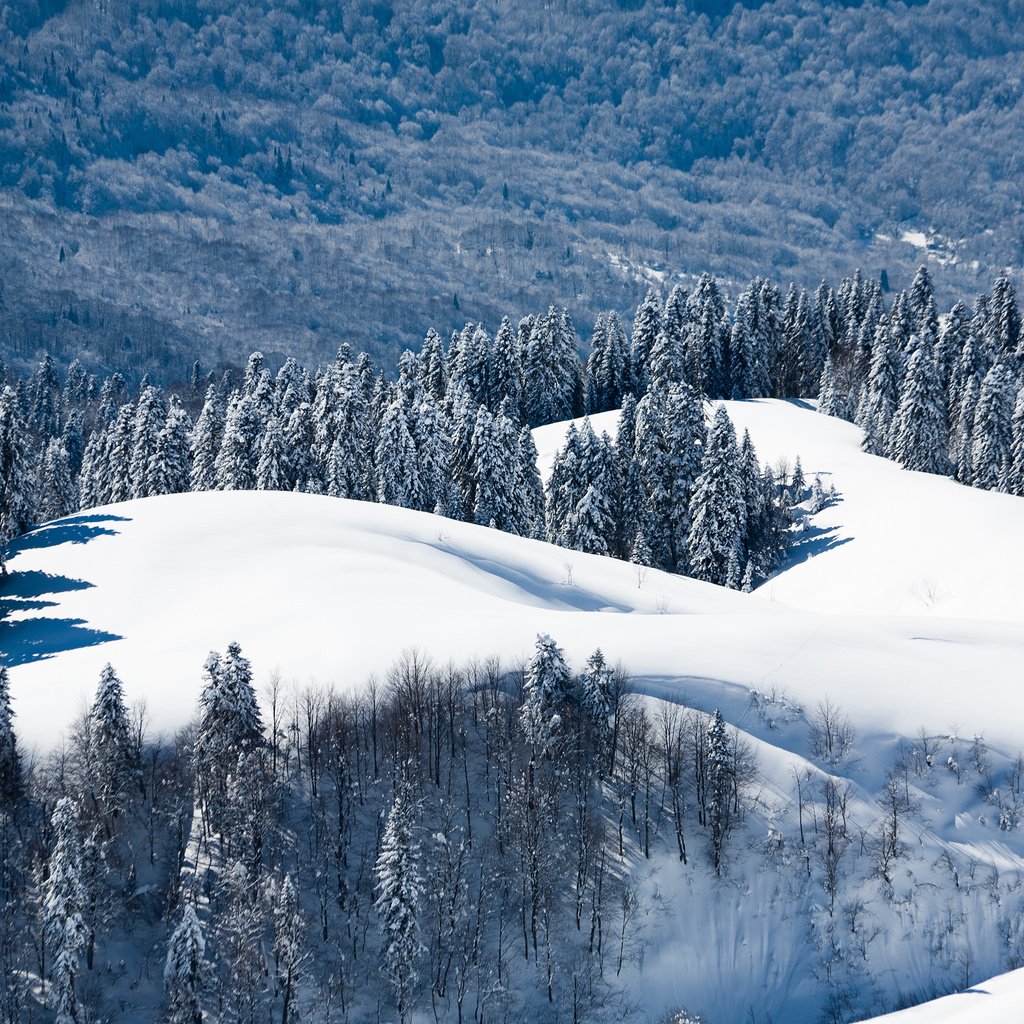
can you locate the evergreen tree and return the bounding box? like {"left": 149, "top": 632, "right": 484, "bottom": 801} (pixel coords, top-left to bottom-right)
{"left": 579, "top": 648, "right": 614, "bottom": 768}
{"left": 970, "top": 361, "right": 1016, "bottom": 490}
{"left": 43, "top": 798, "right": 88, "bottom": 1024}
{"left": 147, "top": 399, "right": 192, "bottom": 496}
{"left": 490, "top": 316, "right": 523, "bottom": 416}
{"left": 949, "top": 374, "right": 979, "bottom": 483}
{"left": 860, "top": 323, "right": 901, "bottom": 455}
{"left": 630, "top": 289, "right": 662, "bottom": 395}
{"left": 87, "top": 664, "right": 137, "bottom": 820}
{"left": 215, "top": 393, "right": 262, "bottom": 491}
{"left": 37, "top": 438, "right": 77, "bottom": 522}
{"left": 519, "top": 633, "right": 572, "bottom": 755}
{"left": 469, "top": 406, "right": 518, "bottom": 531}
{"left": 890, "top": 349, "right": 950, "bottom": 476}
{"left": 130, "top": 386, "right": 166, "bottom": 498}
{"left": 0, "top": 663, "right": 20, "bottom": 804}
{"left": 687, "top": 406, "right": 744, "bottom": 586}
{"left": 419, "top": 328, "right": 448, "bottom": 403}
{"left": 909, "top": 265, "right": 938, "bottom": 345}
{"left": 707, "top": 709, "right": 732, "bottom": 875}
{"left": 106, "top": 404, "right": 136, "bottom": 504}
{"left": 374, "top": 784, "right": 423, "bottom": 1024}
{"left": 1006, "top": 389, "right": 1024, "bottom": 497}
{"left": 375, "top": 393, "right": 423, "bottom": 510}
{"left": 164, "top": 903, "right": 205, "bottom": 1024}
{"left": 0, "top": 386, "right": 36, "bottom": 553}
{"left": 189, "top": 386, "right": 224, "bottom": 492}
{"left": 256, "top": 415, "right": 290, "bottom": 491}
{"left": 272, "top": 874, "right": 306, "bottom": 1024}
{"left": 515, "top": 426, "right": 546, "bottom": 540}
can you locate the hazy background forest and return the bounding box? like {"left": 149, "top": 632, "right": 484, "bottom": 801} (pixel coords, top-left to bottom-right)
{"left": 0, "top": 0, "right": 1021, "bottom": 383}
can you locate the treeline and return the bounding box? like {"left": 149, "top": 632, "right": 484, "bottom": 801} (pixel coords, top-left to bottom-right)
{"left": 0, "top": 637, "right": 756, "bottom": 1023}
{"left": 0, "top": 280, "right": 815, "bottom": 588}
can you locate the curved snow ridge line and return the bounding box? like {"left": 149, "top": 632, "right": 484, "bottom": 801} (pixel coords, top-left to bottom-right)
{"left": 860, "top": 966, "right": 1024, "bottom": 1022}
{"left": 534, "top": 398, "right": 1024, "bottom": 623}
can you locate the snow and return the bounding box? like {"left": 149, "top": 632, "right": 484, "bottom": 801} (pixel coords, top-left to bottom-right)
{"left": 862, "top": 967, "right": 1024, "bottom": 1023}
{"left": 901, "top": 230, "right": 929, "bottom": 249}
{"left": 535, "top": 399, "right": 1024, "bottom": 622}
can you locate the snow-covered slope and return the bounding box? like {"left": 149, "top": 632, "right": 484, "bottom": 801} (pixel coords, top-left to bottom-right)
{"left": 863, "top": 967, "right": 1024, "bottom": 1023}
{"left": 533, "top": 399, "right": 1024, "bottom": 622}
{"left": 3, "top": 490, "right": 1022, "bottom": 757}
{"left": 5, "top": 402, "right": 1024, "bottom": 1024}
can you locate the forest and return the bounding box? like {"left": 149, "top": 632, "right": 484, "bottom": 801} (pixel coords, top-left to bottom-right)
{"left": 0, "top": 0, "right": 1021, "bottom": 379}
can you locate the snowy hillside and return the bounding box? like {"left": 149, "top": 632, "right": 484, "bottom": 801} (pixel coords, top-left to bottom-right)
{"left": 4, "top": 488, "right": 1023, "bottom": 755}
{"left": 5, "top": 399, "right": 1024, "bottom": 1023}
{"left": 864, "top": 967, "right": 1024, "bottom": 1023}
{"left": 534, "top": 398, "right": 1024, "bottom": 622}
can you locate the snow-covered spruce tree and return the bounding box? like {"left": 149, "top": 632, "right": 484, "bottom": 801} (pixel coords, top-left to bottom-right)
{"left": 630, "top": 288, "right": 662, "bottom": 396}
{"left": 192, "top": 645, "right": 263, "bottom": 833}
{"left": 106, "top": 404, "right": 139, "bottom": 504}
{"left": 215, "top": 392, "right": 263, "bottom": 491}
{"left": 970, "top": 361, "right": 1016, "bottom": 491}
{"left": 87, "top": 664, "right": 138, "bottom": 821}
{"left": 1007, "top": 388, "right": 1024, "bottom": 497}
{"left": 707, "top": 709, "right": 733, "bottom": 875}
{"left": 256, "top": 414, "right": 290, "bottom": 491}
{"left": 519, "top": 633, "right": 573, "bottom": 755}
{"left": 374, "top": 782, "right": 424, "bottom": 1024}
{"left": 448, "top": 323, "right": 491, "bottom": 409}
{"left": 687, "top": 406, "right": 744, "bottom": 587}
{"left": 164, "top": 903, "right": 205, "bottom": 1024}
{"left": 36, "top": 438, "right": 77, "bottom": 522}
{"left": 860, "top": 324, "right": 901, "bottom": 456}
{"left": 419, "top": 327, "right": 448, "bottom": 403}
{"left": 146, "top": 398, "right": 192, "bottom": 496}
{"left": 0, "top": 662, "right": 20, "bottom": 804}
{"left": 272, "top": 873, "right": 306, "bottom": 1024}
{"left": 515, "top": 425, "right": 546, "bottom": 540}
{"left": 375, "top": 390, "right": 423, "bottom": 510}
{"left": 0, "top": 385, "right": 36, "bottom": 557}
{"left": 189, "top": 385, "right": 224, "bottom": 492}
{"left": 579, "top": 649, "right": 614, "bottom": 769}
{"left": 728, "top": 289, "right": 757, "bottom": 400}
{"left": 491, "top": 315, "right": 524, "bottom": 417}
{"left": 43, "top": 797, "right": 88, "bottom": 1024}
{"left": 890, "top": 347, "right": 950, "bottom": 476}
{"left": 586, "top": 311, "right": 630, "bottom": 413}
{"left": 633, "top": 382, "right": 705, "bottom": 573}
{"left": 949, "top": 374, "right": 979, "bottom": 483}
{"left": 129, "top": 385, "right": 166, "bottom": 498}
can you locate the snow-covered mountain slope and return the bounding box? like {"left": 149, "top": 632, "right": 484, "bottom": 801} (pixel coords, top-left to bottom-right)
{"left": 533, "top": 399, "right": 1024, "bottom": 622}
{"left": 863, "top": 967, "right": 1024, "bottom": 1023}
{"left": 3, "top": 490, "right": 1023, "bottom": 757}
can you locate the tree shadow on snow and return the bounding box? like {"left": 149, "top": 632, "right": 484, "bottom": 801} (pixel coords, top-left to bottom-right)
{"left": 0, "top": 615, "right": 121, "bottom": 667}
{"left": 781, "top": 524, "right": 853, "bottom": 570}
{"left": 6, "top": 513, "right": 131, "bottom": 554}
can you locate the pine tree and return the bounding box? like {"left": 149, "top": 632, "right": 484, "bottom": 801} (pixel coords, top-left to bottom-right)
{"left": 374, "top": 784, "right": 424, "bottom": 1024}
{"left": 860, "top": 323, "right": 901, "bottom": 455}
{"left": 970, "top": 361, "right": 1015, "bottom": 491}
{"left": 490, "top": 316, "right": 523, "bottom": 416}
{"left": 192, "top": 646, "right": 263, "bottom": 831}
{"left": 215, "top": 393, "right": 262, "bottom": 491}
{"left": 420, "top": 328, "right": 448, "bottom": 403}
{"left": 147, "top": 399, "right": 193, "bottom": 496}
{"left": 687, "top": 406, "right": 744, "bottom": 586}
{"left": 515, "top": 426, "right": 546, "bottom": 540}
{"left": 519, "top": 633, "right": 573, "bottom": 755}
{"left": 43, "top": 798, "right": 88, "bottom": 1024}
{"left": 0, "top": 386, "right": 36, "bottom": 554}
{"left": 579, "top": 649, "right": 614, "bottom": 768}
{"left": 256, "top": 415, "right": 290, "bottom": 491}
{"left": 949, "top": 374, "right": 979, "bottom": 483}
{"left": 272, "top": 874, "right": 306, "bottom": 1024}
{"left": 375, "top": 393, "right": 423, "bottom": 509}
{"left": 630, "top": 289, "right": 662, "bottom": 395}
{"left": 1007, "top": 389, "right": 1024, "bottom": 496}
{"left": 0, "top": 663, "right": 20, "bottom": 804}
{"left": 890, "top": 349, "right": 950, "bottom": 476}
{"left": 189, "top": 386, "right": 224, "bottom": 492}
{"left": 130, "top": 386, "right": 166, "bottom": 498}
{"left": 37, "top": 438, "right": 77, "bottom": 522}
{"left": 106, "top": 404, "right": 136, "bottom": 504}
{"left": 87, "top": 664, "right": 137, "bottom": 820}
{"left": 909, "top": 265, "right": 938, "bottom": 345}
{"left": 164, "top": 903, "right": 205, "bottom": 1024}
{"left": 707, "top": 709, "right": 732, "bottom": 875}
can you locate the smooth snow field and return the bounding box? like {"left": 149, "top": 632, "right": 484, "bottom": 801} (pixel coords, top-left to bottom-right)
{"left": 5, "top": 398, "right": 1024, "bottom": 1023}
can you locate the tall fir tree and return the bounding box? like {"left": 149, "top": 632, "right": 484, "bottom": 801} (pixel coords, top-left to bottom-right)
{"left": 890, "top": 349, "right": 950, "bottom": 476}
{"left": 164, "top": 903, "right": 205, "bottom": 1024}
